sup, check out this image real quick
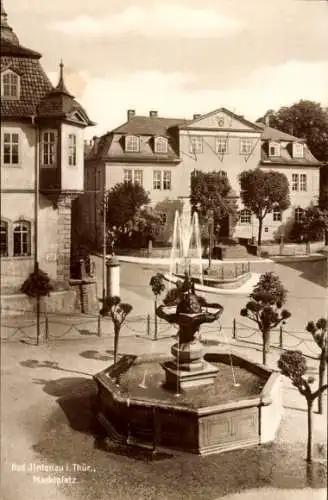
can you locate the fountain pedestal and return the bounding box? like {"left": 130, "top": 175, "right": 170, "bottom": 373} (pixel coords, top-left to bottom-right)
{"left": 157, "top": 306, "right": 222, "bottom": 390}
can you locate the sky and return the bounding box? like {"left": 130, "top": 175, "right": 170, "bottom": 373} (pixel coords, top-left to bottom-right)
{"left": 6, "top": 0, "right": 328, "bottom": 138}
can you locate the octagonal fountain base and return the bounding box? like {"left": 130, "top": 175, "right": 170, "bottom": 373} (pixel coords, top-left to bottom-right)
{"left": 94, "top": 352, "right": 283, "bottom": 456}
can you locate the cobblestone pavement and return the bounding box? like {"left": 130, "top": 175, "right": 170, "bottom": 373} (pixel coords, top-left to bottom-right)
{"left": 1, "top": 257, "right": 327, "bottom": 500}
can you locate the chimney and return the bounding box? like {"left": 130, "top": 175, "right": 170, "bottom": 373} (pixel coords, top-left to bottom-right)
{"left": 264, "top": 112, "right": 271, "bottom": 127}
{"left": 127, "top": 109, "right": 135, "bottom": 121}
{"left": 193, "top": 114, "right": 201, "bottom": 120}
{"left": 149, "top": 110, "right": 158, "bottom": 118}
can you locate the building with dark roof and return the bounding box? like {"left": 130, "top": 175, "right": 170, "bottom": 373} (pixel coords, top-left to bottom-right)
{"left": 85, "top": 106, "right": 323, "bottom": 249}
{"left": 1, "top": 1, "right": 94, "bottom": 299}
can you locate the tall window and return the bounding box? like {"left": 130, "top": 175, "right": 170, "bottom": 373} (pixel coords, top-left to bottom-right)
{"left": 42, "top": 131, "right": 56, "bottom": 166}
{"left": 68, "top": 134, "right": 77, "bottom": 166}
{"left": 1, "top": 71, "right": 20, "bottom": 99}
{"left": 134, "top": 169, "right": 143, "bottom": 185}
{"left": 189, "top": 136, "right": 203, "bottom": 154}
{"left": 295, "top": 207, "right": 304, "bottom": 223}
{"left": 123, "top": 169, "right": 143, "bottom": 185}
{"left": 300, "top": 174, "right": 307, "bottom": 191}
{"left": 3, "top": 132, "right": 19, "bottom": 164}
{"left": 0, "top": 221, "right": 8, "bottom": 256}
{"left": 240, "top": 138, "right": 252, "bottom": 155}
{"left": 216, "top": 138, "right": 228, "bottom": 154}
{"left": 153, "top": 170, "right": 161, "bottom": 190}
{"left": 13, "top": 221, "right": 31, "bottom": 257}
{"left": 273, "top": 207, "right": 281, "bottom": 222}
{"left": 292, "top": 173, "right": 307, "bottom": 192}
{"left": 240, "top": 209, "right": 252, "bottom": 224}
{"left": 124, "top": 169, "right": 133, "bottom": 183}
{"left": 163, "top": 171, "right": 171, "bottom": 190}
{"left": 125, "top": 135, "right": 140, "bottom": 152}
{"left": 154, "top": 137, "right": 168, "bottom": 154}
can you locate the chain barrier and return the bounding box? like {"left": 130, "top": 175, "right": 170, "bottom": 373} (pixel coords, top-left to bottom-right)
{"left": 0, "top": 311, "right": 323, "bottom": 363}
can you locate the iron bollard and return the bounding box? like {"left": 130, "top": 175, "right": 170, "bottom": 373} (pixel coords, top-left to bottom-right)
{"left": 279, "top": 325, "right": 283, "bottom": 349}
{"left": 45, "top": 315, "right": 49, "bottom": 342}
{"left": 147, "top": 314, "right": 151, "bottom": 337}
{"left": 233, "top": 318, "right": 237, "bottom": 340}
{"left": 97, "top": 314, "right": 102, "bottom": 337}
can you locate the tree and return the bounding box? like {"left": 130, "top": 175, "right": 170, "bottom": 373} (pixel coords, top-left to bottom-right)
{"left": 149, "top": 273, "right": 166, "bottom": 340}
{"left": 100, "top": 296, "right": 133, "bottom": 363}
{"left": 190, "top": 170, "right": 239, "bottom": 239}
{"left": 239, "top": 169, "right": 290, "bottom": 247}
{"left": 106, "top": 181, "right": 150, "bottom": 230}
{"left": 296, "top": 205, "right": 328, "bottom": 243}
{"left": 240, "top": 272, "right": 291, "bottom": 364}
{"left": 278, "top": 350, "right": 328, "bottom": 463}
{"left": 259, "top": 100, "right": 328, "bottom": 162}
{"left": 306, "top": 318, "right": 328, "bottom": 414}
{"left": 21, "top": 264, "right": 54, "bottom": 345}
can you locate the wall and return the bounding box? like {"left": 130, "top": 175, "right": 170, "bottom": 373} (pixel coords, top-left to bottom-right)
{"left": 1, "top": 193, "right": 59, "bottom": 290}
{"left": 0, "top": 122, "right": 35, "bottom": 190}
{"left": 60, "top": 123, "right": 84, "bottom": 191}
{"left": 178, "top": 130, "right": 261, "bottom": 198}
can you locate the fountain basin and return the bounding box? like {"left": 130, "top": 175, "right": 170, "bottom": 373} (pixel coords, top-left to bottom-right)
{"left": 94, "top": 352, "right": 283, "bottom": 455}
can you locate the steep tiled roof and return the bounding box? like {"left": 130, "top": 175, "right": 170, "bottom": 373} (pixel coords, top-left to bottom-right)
{"left": 257, "top": 123, "right": 305, "bottom": 142}
{"left": 260, "top": 124, "right": 322, "bottom": 166}
{"left": 1, "top": 54, "right": 53, "bottom": 119}
{"left": 112, "top": 116, "right": 187, "bottom": 136}
{"left": 261, "top": 145, "right": 321, "bottom": 166}
{"left": 37, "top": 62, "right": 94, "bottom": 126}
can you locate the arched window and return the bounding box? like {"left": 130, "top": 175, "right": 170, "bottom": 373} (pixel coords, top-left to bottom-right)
{"left": 239, "top": 209, "right": 252, "bottom": 224}
{"left": 1, "top": 70, "right": 20, "bottom": 99}
{"left": 0, "top": 221, "right": 8, "bottom": 256}
{"left": 13, "top": 221, "right": 31, "bottom": 257}
{"left": 294, "top": 207, "right": 304, "bottom": 223}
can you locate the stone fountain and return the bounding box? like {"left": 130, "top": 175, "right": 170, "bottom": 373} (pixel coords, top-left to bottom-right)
{"left": 94, "top": 271, "right": 283, "bottom": 455}
{"left": 157, "top": 272, "right": 223, "bottom": 390}
{"left": 94, "top": 209, "right": 283, "bottom": 455}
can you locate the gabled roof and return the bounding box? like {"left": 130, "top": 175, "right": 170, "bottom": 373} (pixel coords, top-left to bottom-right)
{"left": 179, "top": 107, "right": 263, "bottom": 131}
{"left": 112, "top": 116, "right": 187, "bottom": 136}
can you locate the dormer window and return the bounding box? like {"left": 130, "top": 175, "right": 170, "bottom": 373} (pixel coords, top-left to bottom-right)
{"left": 1, "top": 70, "right": 20, "bottom": 100}
{"left": 292, "top": 143, "right": 304, "bottom": 158}
{"left": 125, "top": 135, "right": 140, "bottom": 153}
{"left": 154, "top": 137, "right": 168, "bottom": 154}
{"left": 269, "top": 142, "right": 281, "bottom": 157}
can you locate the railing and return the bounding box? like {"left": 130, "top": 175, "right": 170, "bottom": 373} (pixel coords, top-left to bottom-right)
{"left": 0, "top": 309, "right": 321, "bottom": 362}
{"left": 175, "top": 261, "right": 251, "bottom": 280}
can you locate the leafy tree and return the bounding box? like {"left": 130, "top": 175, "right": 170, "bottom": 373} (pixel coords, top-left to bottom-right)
{"left": 239, "top": 169, "right": 290, "bottom": 247}
{"left": 149, "top": 273, "right": 166, "bottom": 340}
{"left": 190, "top": 170, "right": 239, "bottom": 239}
{"left": 240, "top": 272, "right": 291, "bottom": 364}
{"left": 259, "top": 100, "right": 328, "bottom": 162}
{"left": 21, "top": 264, "right": 54, "bottom": 345}
{"left": 306, "top": 318, "right": 328, "bottom": 414}
{"left": 100, "top": 296, "right": 133, "bottom": 363}
{"left": 106, "top": 181, "right": 150, "bottom": 230}
{"left": 296, "top": 205, "right": 328, "bottom": 243}
{"left": 278, "top": 350, "right": 328, "bottom": 463}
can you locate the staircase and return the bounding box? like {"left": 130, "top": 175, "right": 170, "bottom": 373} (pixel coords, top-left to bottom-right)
{"left": 215, "top": 238, "right": 250, "bottom": 260}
